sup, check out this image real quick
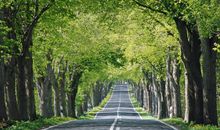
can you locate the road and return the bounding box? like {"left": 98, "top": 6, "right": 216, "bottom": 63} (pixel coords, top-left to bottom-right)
{"left": 44, "top": 84, "right": 177, "bottom": 130}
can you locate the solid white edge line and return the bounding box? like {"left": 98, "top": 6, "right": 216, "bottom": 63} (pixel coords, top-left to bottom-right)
{"left": 94, "top": 86, "right": 115, "bottom": 119}
{"left": 127, "top": 85, "right": 177, "bottom": 130}
{"left": 154, "top": 119, "right": 178, "bottom": 130}
{"left": 41, "top": 120, "right": 75, "bottom": 130}
{"left": 43, "top": 86, "right": 116, "bottom": 129}
{"left": 127, "top": 85, "right": 143, "bottom": 120}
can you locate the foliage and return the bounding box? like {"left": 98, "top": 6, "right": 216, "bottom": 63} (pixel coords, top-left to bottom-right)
{"left": 1, "top": 0, "right": 220, "bottom": 128}
{"left": 5, "top": 117, "right": 75, "bottom": 130}
{"left": 78, "top": 90, "right": 112, "bottom": 120}
{"left": 163, "top": 118, "right": 220, "bottom": 130}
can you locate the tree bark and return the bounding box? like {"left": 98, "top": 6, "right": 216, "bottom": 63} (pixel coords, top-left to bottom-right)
{"left": 77, "top": 105, "right": 84, "bottom": 117}
{"left": 82, "top": 94, "right": 88, "bottom": 113}
{"left": 5, "top": 58, "right": 20, "bottom": 120}
{"left": 0, "top": 59, "right": 7, "bottom": 121}
{"left": 60, "top": 67, "right": 67, "bottom": 117}
{"left": 49, "top": 65, "right": 61, "bottom": 116}
{"left": 146, "top": 83, "right": 152, "bottom": 113}
{"left": 201, "top": 37, "right": 218, "bottom": 125}
{"left": 151, "top": 81, "right": 158, "bottom": 115}
{"left": 1, "top": 6, "right": 20, "bottom": 121}
{"left": 152, "top": 74, "right": 160, "bottom": 117}
{"left": 171, "top": 58, "right": 182, "bottom": 117}
{"left": 92, "top": 81, "right": 103, "bottom": 107}
{"left": 175, "top": 19, "right": 203, "bottom": 123}
{"left": 140, "top": 83, "right": 144, "bottom": 107}
{"left": 37, "top": 64, "right": 54, "bottom": 117}
{"left": 184, "top": 70, "right": 196, "bottom": 122}
{"left": 25, "top": 39, "right": 36, "bottom": 120}
{"left": 189, "top": 27, "right": 204, "bottom": 124}
{"left": 153, "top": 75, "right": 167, "bottom": 119}
{"left": 17, "top": 55, "right": 29, "bottom": 120}
{"left": 69, "top": 69, "right": 82, "bottom": 118}
{"left": 67, "top": 93, "right": 73, "bottom": 117}
{"left": 165, "top": 53, "right": 173, "bottom": 117}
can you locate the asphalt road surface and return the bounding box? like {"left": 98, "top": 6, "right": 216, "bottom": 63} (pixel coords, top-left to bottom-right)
{"left": 44, "top": 84, "right": 177, "bottom": 130}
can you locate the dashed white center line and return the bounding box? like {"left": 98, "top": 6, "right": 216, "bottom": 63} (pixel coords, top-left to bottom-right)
{"left": 110, "top": 118, "right": 118, "bottom": 130}
{"left": 110, "top": 86, "right": 121, "bottom": 130}
{"left": 116, "top": 127, "right": 120, "bottom": 130}
{"left": 117, "top": 89, "right": 121, "bottom": 119}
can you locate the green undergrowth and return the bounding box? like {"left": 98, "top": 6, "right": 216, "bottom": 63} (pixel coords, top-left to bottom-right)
{"left": 4, "top": 90, "right": 112, "bottom": 130}
{"left": 78, "top": 90, "right": 112, "bottom": 120}
{"left": 163, "top": 118, "right": 220, "bottom": 130}
{"left": 4, "top": 117, "right": 75, "bottom": 130}
{"left": 129, "top": 92, "right": 154, "bottom": 119}
{"left": 129, "top": 89, "right": 220, "bottom": 130}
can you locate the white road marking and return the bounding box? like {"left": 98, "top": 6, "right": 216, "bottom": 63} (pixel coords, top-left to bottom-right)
{"left": 128, "top": 85, "right": 143, "bottom": 120}
{"left": 41, "top": 120, "right": 74, "bottom": 130}
{"left": 94, "top": 86, "right": 115, "bottom": 119}
{"left": 116, "top": 127, "right": 120, "bottom": 130}
{"left": 110, "top": 85, "right": 121, "bottom": 130}
{"left": 110, "top": 118, "right": 118, "bottom": 130}
{"left": 128, "top": 85, "right": 177, "bottom": 130}
{"left": 117, "top": 88, "right": 121, "bottom": 119}
{"left": 154, "top": 119, "right": 178, "bottom": 130}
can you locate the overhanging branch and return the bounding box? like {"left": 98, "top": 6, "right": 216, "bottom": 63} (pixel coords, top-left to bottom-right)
{"left": 133, "top": 0, "right": 167, "bottom": 15}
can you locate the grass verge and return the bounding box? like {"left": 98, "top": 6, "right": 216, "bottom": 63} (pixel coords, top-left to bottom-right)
{"left": 129, "top": 87, "right": 220, "bottom": 130}
{"left": 4, "top": 117, "right": 75, "bottom": 130}
{"left": 78, "top": 90, "right": 112, "bottom": 120}
{"left": 130, "top": 95, "right": 155, "bottom": 119}
{"left": 3, "top": 89, "right": 112, "bottom": 130}
{"left": 163, "top": 118, "right": 220, "bottom": 130}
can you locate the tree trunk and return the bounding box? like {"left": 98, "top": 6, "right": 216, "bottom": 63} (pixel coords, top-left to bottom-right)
{"left": 152, "top": 74, "right": 160, "bottom": 117}
{"left": 0, "top": 60, "right": 7, "bottom": 121}
{"left": 49, "top": 65, "right": 61, "bottom": 116}
{"left": 151, "top": 81, "right": 157, "bottom": 115}
{"left": 140, "top": 83, "right": 144, "bottom": 107}
{"left": 146, "top": 84, "right": 152, "bottom": 114}
{"left": 2, "top": 7, "right": 20, "bottom": 121}
{"left": 92, "top": 82, "right": 103, "bottom": 107}
{"left": 165, "top": 53, "right": 173, "bottom": 117}
{"left": 153, "top": 75, "right": 167, "bottom": 119}
{"left": 25, "top": 41, "right": 36, "bottom": 120}
{"left": 77, "top": 105, "right": 84, "bottom": 117}
{"left": 175, "top": 19, "right": 203, "bottom": 123}
{"left": 17, "top": 55, "right": 29, "bottom": 120}
{"left": 70, "top": 70, "right": 82, "bottom": 118}
{"left": 5, "top": 58, "right": 20, "bottom": 120}
{"left": 160, "top": 80, "right": 168, "bottom": 119}
{"left": 184, "top": 71, "right": 196, "bottom": 122}
{"left": 82, "top": 94, "right": 88, "bottom": 113}
{"left": 37, "top": 65, "right": 54, "bottom": 117}
{"left": 189, "top": 28, "right": 204, "bottom": 124}
{"left": 171, "top": 58, "right": 182, "bottom": 117}
{"left": 201, "top": 37, "right": 218, "bottom": 125}
{"left": 67, "top": 93, "right": 73, "bottom": 117}
{"left": 60, "top": 69, "right": 67, "bottom": 117}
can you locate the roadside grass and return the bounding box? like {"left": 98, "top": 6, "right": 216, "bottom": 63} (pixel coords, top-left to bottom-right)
{"left": 130, "top": 94, "right": 155, "bottom": 120}
{"left": 4, "top": 89, "right": 112, "bottom": 130}
{"left": 78, "top": 90, "right": 112, "bottom": 120}
{"left": 5, "top": 117, "right": 75, "bottom": 130}
{"left": 163, "top": 118, "right": 220, "bottom": 130}
{"left": 129, "top": 88, "right": 220, "bottom": 130}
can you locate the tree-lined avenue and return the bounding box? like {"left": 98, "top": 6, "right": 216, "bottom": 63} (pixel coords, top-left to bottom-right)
{"left": 45, "top": 84, "right": 177, "bottom": 130}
